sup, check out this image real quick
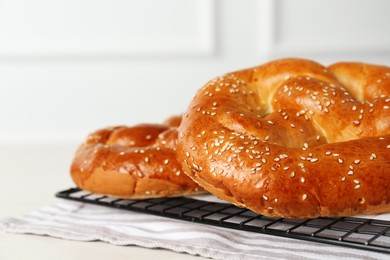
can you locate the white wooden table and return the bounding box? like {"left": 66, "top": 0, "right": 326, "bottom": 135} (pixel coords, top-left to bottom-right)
{"left": 0, "top": 143, "right": 200, "bottom": 260}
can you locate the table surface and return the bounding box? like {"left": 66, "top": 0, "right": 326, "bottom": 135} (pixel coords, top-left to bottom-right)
{"left": 0, "top": 143, "right": 201, "bottom": 260}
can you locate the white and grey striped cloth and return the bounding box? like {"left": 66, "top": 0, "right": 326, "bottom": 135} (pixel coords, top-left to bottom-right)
{"left": 1, "top": 196, "right": 389, "bottom": 260}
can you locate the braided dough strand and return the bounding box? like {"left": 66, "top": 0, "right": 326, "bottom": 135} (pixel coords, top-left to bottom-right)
{"left": 177, "top": 58, "right": 390, "bottom": 218}
{"left": 71, "top": 116, "right": 204, "bottom": 199}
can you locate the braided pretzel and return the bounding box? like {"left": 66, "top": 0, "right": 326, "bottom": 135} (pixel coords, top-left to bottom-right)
{"left": 71, "top": 116, "right": 204, "bottom": 199}
{"left": 177, "top": 58, "right": 390, "bottom": 218}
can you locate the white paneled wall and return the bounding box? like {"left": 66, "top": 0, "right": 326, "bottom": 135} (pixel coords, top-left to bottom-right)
{"left": 0, "top": 0, "right": 214, "bottom": 56}
{"left": 270, "top": 0, "right": 390, "bottom": 56}
{"left": 1, "top": 0, "right": 389, "bottom": 144}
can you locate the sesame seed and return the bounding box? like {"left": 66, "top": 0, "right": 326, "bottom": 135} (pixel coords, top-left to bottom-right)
{"left": 290, "top": 172, "right": 295, "bottom": 178}
{"left": 302, "top": 194, "right": 308, "bottom": 200}
{"left": 119, "top": 152, "right": 125, "bottom": 156}
{"left": 301, "top": 177, "right": 305, "bottom": 183}
{"left": 325, "top": 151, "right": 332, "bottom": 155}
{"left": 355, "top": 184, "right": 361, "bottom": 190}
{"left": 338, "top": 158, "right": 344, "bottom": 164}
{"left": 310, "top": 158, "right": 319, "bottom": 163}
{"left": 144, "top": 157, "right": 149, "bottom": 163}
{"left": 347, "top": 170, "right": 354, "bottom": 175}
{"left": 176, "top": 171, "right": 181, "bottom": 176}
{"left": 354, "top": 159, "right": 361, "bottom": 164}
{"left": 263, "top": 195, "right": 269, "bottom": 201}
{"left": 164, "top": 159, "right": 169, "bottom": 165}
{"left": 341, "top": 176, "right": 346, "bottom": 182}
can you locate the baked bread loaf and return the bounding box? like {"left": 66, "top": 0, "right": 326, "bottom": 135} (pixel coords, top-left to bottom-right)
{"left": 177, "top": 58, "right": 390, "bottom": 218}
{"left": 71, "top": 116, "right": 204, "bottom": 199}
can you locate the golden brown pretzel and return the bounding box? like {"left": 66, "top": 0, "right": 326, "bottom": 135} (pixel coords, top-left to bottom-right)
{"left": 177, "top": 58, "right": 390, "bottom": 218}
{"left": 71, "top": 116, "right": 204, "bottom": 199}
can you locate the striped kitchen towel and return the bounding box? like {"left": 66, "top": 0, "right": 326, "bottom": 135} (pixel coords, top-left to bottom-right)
{"left": 1, "top": 197, "right": 389, "bottom": 260}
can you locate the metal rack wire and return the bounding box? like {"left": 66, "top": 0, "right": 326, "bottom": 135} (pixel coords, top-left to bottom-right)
{"left": 56, "top": 188, "right": 390, "bottom": 254}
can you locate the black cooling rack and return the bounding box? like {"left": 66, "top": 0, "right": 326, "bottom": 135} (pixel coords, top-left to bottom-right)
{"left": 56, "top": 188, "right": 390, "bottom": 254}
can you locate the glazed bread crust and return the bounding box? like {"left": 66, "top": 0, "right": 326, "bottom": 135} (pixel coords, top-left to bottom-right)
{"left": 71, "top": 116, "right": 204, "bottom": 199}
{"left": 177, "top": 58, "right": 390, "bottom": 218}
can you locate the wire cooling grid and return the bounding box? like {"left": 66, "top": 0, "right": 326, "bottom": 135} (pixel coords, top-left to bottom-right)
{"left": 56, "top": 188, "right": 390, "bottom": 254}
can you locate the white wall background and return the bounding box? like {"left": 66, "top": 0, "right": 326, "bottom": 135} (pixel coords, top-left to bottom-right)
{"left": 1, "top": 0, "right": 390, "bottom": 144}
